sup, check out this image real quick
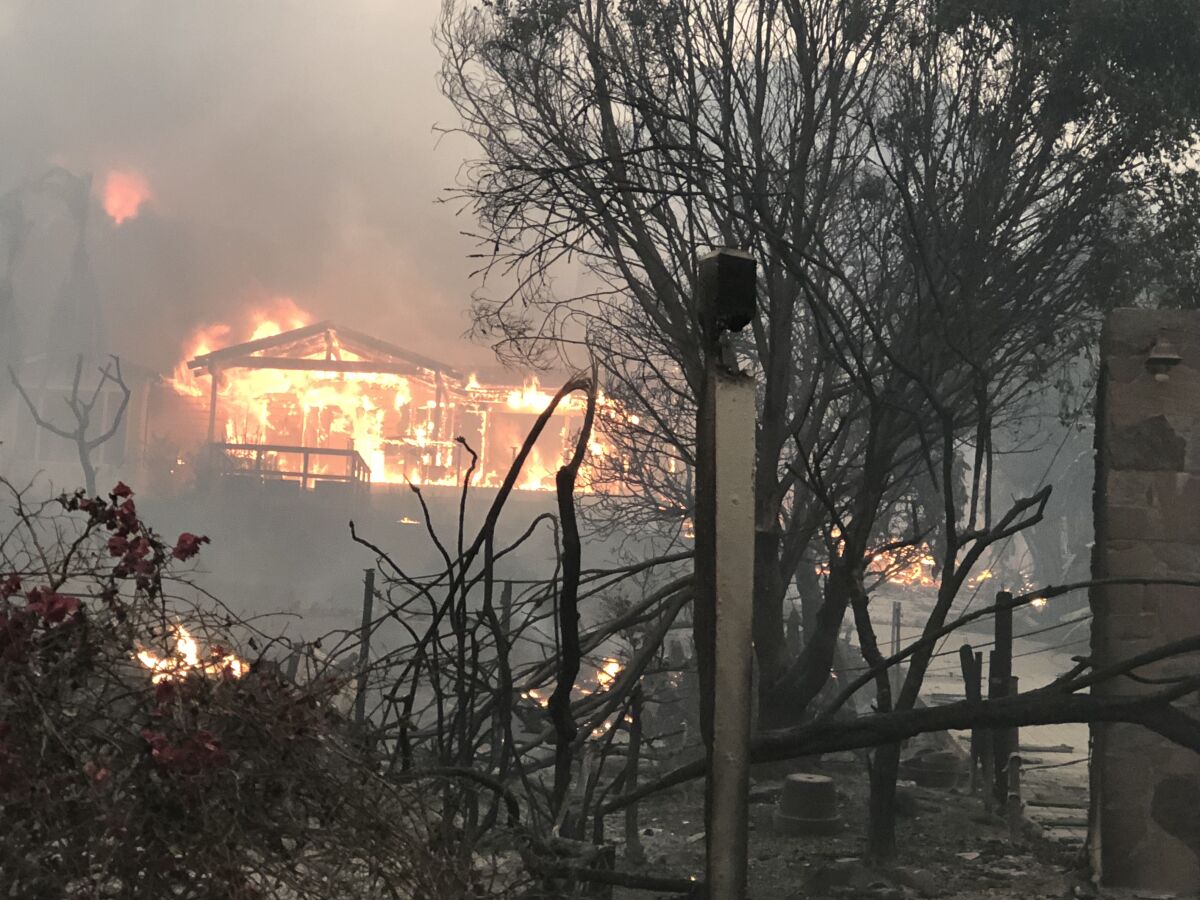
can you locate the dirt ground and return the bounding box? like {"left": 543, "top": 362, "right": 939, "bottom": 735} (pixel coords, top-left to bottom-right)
{"left": 606, "top": 750, "right": 1091, "bottom": 900}
{"left": 595, "top": 602, "right": 1096, "bottom": 899}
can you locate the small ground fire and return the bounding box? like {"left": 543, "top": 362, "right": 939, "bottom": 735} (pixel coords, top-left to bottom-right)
{"left": 136, "top": 624, "right": 247, "bottom": 683}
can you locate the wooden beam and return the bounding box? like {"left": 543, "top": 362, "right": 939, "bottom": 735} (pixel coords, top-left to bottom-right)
{"left": 206, "top": 370, "right": 220, "bottom": 443}
{"left": 189, "top": 321, "right": 335, "bottom": 367}
{"left": 190, "top": 357, "right": 439, "bottom": 379}
{"left": 332, "top": 324, "right": 465, "bottom": 381}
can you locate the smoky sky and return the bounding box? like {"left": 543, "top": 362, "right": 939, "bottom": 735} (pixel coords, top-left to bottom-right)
{"left": 0, "top": 0, "right": 491, "bottom": 371}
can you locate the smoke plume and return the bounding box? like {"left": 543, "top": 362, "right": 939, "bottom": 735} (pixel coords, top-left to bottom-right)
{"left": 0, "top": 0, "right": 485, "bottom": 371}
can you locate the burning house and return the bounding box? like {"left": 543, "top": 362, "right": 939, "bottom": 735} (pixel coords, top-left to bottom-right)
{"left": 166, "top": 315, "right": 606, "bottom": 496}
{"left": 4, "top": 305, "right": 613, "bottom": 501}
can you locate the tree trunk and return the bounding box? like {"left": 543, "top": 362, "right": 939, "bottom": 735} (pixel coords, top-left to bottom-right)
{"left": 795, "top": 550, "right": 823, "bottom": 649}
{"left": 760, "top": 564, "right": 852, "bottom": 729}
{"left": 753, "top": 528, "right": 786, "bottom": 699}
{"left": 868, "top": 741, "right": 902, "bottom": 862}
{"left": 849, "top": 573, "right": 903, "bottom": 863}
{"left": 77, "top": 438, "right": 97, "bottom": 496}
{"left": 623, "top": 686, "right": 646, "bottom": 865}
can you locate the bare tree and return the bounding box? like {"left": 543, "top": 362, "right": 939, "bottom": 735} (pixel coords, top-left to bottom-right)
{"left": 440, "top": 0, "right": 1200, "bottom": 862}
{"left": 332, "top": 378, "right": 1200, "bottom": 894}
{"left": 10, "top": 354, "right": 132, "bottom": 496}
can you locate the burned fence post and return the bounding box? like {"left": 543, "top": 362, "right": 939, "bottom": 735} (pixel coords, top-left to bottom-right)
{"left": 1006, "top": 753, "right": 1024, "bottom": 845}
{"left": 958, "top": 644, "right": 983, "bottom": 791}
{"left": 284, "top": 642, "right": 303, "bottom": 682}
{"left": 891, "top": 601, "right": 902, "bottom": 695}
{"left": 990, "top": 591, "right": 1014, "bottom": 808}
{"left": 692, "top": 247, "right": 756, "bottom": 900}
{"left": 354, "top": 567, "right": 376, "bottom": 730}
{"left": 981, "top": 651, "right": 997, "bottom": 816}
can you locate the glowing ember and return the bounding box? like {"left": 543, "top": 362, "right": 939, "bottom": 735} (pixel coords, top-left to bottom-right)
{"left": 865, "top": 549, "right": 938, "bottom": 587}
{"left": 596, "top": 658, "right": 622, "bottom": 690}
{"left": 103, "top": 170, "right": 151, "bottom": 225}
{"left": 1030, "top": 597, "right": 1048, "bottom": 609}
{"left": 136, "top": 625, "right": 247, "bottom": 683}
{"left": 521, "top": 687, "right": 548, "bottom": 707}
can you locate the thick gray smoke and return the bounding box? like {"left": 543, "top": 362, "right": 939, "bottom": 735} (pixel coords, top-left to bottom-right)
{"left": 0, "top": 0, "right": 484, "bottom": 371}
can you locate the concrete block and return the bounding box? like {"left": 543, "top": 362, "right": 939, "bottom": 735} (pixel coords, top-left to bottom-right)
{"left": 1105, "top": 505, "right": 1159, "bottom": 541}
{"left": 1149, "top": 584, "right": 1200, "bottom": 620}
{"left": 1101, "top": 540, "right": 1158, "bottom": 576}
{"left": 1151, "top": 541, "right": 1200, "bottom": 577}
{"left": 1090, "top": 582, "right": 1143, "bottom": 616}
{"left": 1106, "top": 414, "right": 1188, "bottom": 471}
{"left": 1108, "top": 612, "right": 1162, "bottom": 642}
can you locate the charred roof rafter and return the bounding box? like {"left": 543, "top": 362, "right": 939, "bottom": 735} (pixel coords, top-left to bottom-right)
{"left": 185, "top": 320, "right": 466, "bottom": 386}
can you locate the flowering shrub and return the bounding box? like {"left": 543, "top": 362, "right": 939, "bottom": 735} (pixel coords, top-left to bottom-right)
{"left": 0, "top": 480, "right": 475, "bottom": 898}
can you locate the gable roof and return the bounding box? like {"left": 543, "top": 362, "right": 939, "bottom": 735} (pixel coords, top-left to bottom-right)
{"left": 186, "top": 321, "right": 464, "bottom": 383}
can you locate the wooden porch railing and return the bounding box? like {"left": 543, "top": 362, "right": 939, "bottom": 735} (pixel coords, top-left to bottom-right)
{"left": 212, "top": 442, "right": 372, "bottom": 490}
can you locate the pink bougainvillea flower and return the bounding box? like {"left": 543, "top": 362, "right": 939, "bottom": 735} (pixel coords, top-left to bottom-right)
{"left": 172, "top": 533, "right": 210, "bottom": 561}
{"left": 0, "top": 574, "right": 20, "bottom": 599}
{"left": 25, "top": 588, "right": 80, "bottom": 624}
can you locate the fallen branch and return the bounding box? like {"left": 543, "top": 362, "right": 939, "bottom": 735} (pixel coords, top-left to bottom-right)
{"left": 822, "top": 576, "right": 1200, "bottom": 718}
{"left": 531, "top": 861, "right": 702, "bottom": 895}
{"left": 602, "top": 678, "right": 1200, "bottom": 814}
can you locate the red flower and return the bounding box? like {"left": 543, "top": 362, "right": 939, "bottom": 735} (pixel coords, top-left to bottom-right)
{"left": 172, "top": 533, "right": 210, "bottom": 561}
{"left": 106, "top": 535, "right": 130, "bottom": 558}
{"left": 141, "top": 728, "right": 172, "bottom": 761}
{"left": 25, "top": 588, "right": 80, "bottom": 624}
{"left": 83, "top": 760, "right": 111, "bottom": 784}
{"left": 150, "top": 681, "right": 177, "bottom": 716}
{"left": 142, "top": 728, "right": 229, "bottom": 772}
{"left": 115, "top": 499, "right": 139, "bottom": 532}
{"left": 0, "top": 574, "right": 20, "bottom": 599}
{"left": 111, "top": 482, "right": 134, "bottom": 499}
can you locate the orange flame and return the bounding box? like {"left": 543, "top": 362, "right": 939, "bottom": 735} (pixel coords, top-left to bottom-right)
{"left": 168, "top": 303, "right": 624, "bottom": 491}
{"left": 136, "top": 625, "right": 247, "bottom": 683}
{"left": 596, "top": 657, "right": 622, "bottom": 690}
{"left": 506, "top": 379, "right": 556, "bottom": 413}
{"left": 868, "top": 551, "right": 938, "bottom": 587}
{"left": 103, "top": 170, "right": 151, "bottom": 225}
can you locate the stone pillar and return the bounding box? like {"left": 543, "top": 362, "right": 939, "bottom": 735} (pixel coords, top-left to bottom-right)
{"left": 1091, "top": 308, "right": 1200, "bottom": 894}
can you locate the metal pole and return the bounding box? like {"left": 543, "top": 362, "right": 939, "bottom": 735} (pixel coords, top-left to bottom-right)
{"left": 354, "top": 568, "right": 376, "bottom": 729}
